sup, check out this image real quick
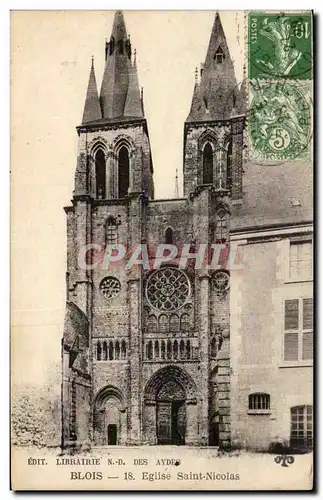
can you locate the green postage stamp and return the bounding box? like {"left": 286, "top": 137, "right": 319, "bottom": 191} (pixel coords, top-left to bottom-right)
{"left": 248, "top": 80, "right": 312, "bottom": 162}
{"left": 247, "top": 11, "right": 313, "bottom": 163}
{"left": 248, "top": 12, "right": 313, "bottom": 79}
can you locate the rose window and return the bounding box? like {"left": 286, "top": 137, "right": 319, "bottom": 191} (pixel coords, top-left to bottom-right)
{"left": 146, "top": 267, "right": 190, "bottom": 311}
{"left": 212, "top": 270, "right": 230, "bottom": 293}
{"left": 99, "top": 277, "right": 121, "bottom": 299}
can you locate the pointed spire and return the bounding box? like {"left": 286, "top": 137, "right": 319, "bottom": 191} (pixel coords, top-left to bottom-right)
{"left": 187, "top": 12, "right": 241, "bottom": 122}
{"left": 82, "top": 57, "right": 101, "bottom": 124}
{"left": 100, "top": 10, "right": 131, "bottom": 118}
{"left": 124, "top": 49, "right": 143, "bottom": 117}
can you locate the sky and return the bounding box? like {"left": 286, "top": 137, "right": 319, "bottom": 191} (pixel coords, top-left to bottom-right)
{"left": 11, "top": 10, "right": 245, "bottom": 385}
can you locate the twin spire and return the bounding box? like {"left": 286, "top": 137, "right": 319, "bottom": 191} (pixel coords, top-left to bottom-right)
{"left": 82, "top": 11, "right": 246, "bottom": 125}
{"left": 187, "top": 12, "right": 245, "bottom": 122}
{"left": 82, "top": 11, "right": 143, "bottom": 124}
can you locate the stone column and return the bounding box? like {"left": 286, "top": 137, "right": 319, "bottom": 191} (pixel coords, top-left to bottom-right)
{"left": 217, "top": 328, "right": 231, "bottom": 448}
{"left": 106, "top": 151, "right": 115, "bottom": 199}
{"left": 231, "top": 117, "right": 244, "bottom": 201}
{"left": 127, "top": 194, "right": 144, "bottom": 444}
{"left": 144, "top": 401, "right": 157, "bottom": 445}
{"left": 119, "top": 408, "right": 128, "bottom": 445}
{"left": 186, "top": 401, "right": 198, "bottom": 445}
{"left": 199, "top": 275, "right": 210, "bottom": 445}
{"left": 191, "top": 186, "right": 211, "bottom": 446}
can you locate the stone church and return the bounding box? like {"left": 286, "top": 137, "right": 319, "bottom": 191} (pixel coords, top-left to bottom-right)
{"left": 62, "top": 11, "right": 313, "bottom": 451}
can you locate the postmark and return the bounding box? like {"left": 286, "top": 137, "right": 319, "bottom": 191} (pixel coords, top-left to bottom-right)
{"left": 248, "top": 12, "right": 313, "bottom": 80}
{"left": 248, "top": 79, "right": 312, "bottom": 163}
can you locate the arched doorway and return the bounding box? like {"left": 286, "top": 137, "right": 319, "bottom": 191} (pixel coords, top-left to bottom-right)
{"left": 143, "top": 365, "right": 198, "bottom": 445}
{"left": 157, "top": 380, "right": 186, "bottom": 445}
{"left": 93, "top": 386, "right": 126, "bottom": 445}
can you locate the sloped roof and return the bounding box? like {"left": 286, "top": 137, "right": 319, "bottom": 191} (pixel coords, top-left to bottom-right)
{"left": 100, "top": 11, "right": 130, "bottom": 119}
{"left": 231, "top": 160, "right": 313, "bottom": 231}
{"left": 82, "top": 60, "right": 101, "bottom": 124}
{"left": 187, "top": 13, "right": 241, "bottom": 122}
{"left": 124, "top": 54, "right": 143, "bottom": 118}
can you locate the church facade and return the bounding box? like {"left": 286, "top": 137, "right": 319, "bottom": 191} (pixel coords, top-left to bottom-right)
{"left": 61, "top": 12, "right": 313, "bottom": 451}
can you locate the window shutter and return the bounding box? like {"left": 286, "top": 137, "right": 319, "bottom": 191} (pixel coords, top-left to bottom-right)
{"left": 284, "top": 332, "right": 298, "bottom": 361}
{"left": 303, "top": 298, "right": 313, "bottom": 329}
{"left": 285, "top": 299, "right": 299, "bottom": 330}
{"left": 302, "top": 332, "right": 313, "bottom": 360}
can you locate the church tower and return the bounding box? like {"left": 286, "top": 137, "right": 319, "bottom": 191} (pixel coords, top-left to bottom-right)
{"left": 61, "top": 11, "right": 246, "bottom": 451}
{"left": 183, "top": 12, "right": 246, "bottom": 448}
{"left": 184, "top": 12, "right": 245, "bottom": 199}
{"left": 61, "top": 11, "right": 154, "bottom": 449}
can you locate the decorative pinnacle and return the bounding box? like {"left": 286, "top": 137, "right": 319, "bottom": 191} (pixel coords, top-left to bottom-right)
{"left": 175, "top": 168, "right": 179, "bottom": 198}
{"left": 133, "top": 48, "right": 137, "bottom": 66}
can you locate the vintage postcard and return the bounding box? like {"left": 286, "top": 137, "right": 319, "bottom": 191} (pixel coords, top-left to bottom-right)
{"left": 11, "top": 10, "right": 314, "bottom": 490}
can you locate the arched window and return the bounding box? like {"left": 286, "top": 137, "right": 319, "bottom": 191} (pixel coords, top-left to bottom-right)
{"left": 203, "top": 143, "right": 213, "bottom": 184}
{"left": 161, "top": 340, "right": 166, "bottom": 360}
{"left": 186, "top": 340, "right": 191, "bottom": 359}
{"left": 173, "top": 340, "right": 179, "bottom": 359}
{"left": 115, "top": 341, "right": 120, "bottom": 360}
{"left": 118, "top": 146, "right": 130, "bottom": 198}
{"left": 214, "top": 46, "right": 224, "bottom": 64}
{"left": 165, "top": 227, "right": 174, "bottom": 245}
{"left": 291, "top": 405, "right": 313, "bottom": 450}
{"left": 106, "top": 217, "right": 117, "bottom": 244}
{"left": 180, "top": 313, "right": 190, "bottom": 332}
{"left": 227, "top": 140, "right": 232, "bottom": 190}
{"left": 118, "top": 39, "right": 124, "bottom": 54}
{"left": 121, "top": 340, "right": 126, "bottom": 360}
{"left": 170, "top": 314, "right": 179, "bottom": 332}
{"left": 159, "top": 314, "right": 168, "bottom": 333}
{"left": 154, "top": 340, "right": 160, "bottom": 359}
{"left": 167, "top": 340, "right": 172, "bottom": 359}
{"left": 97, "top": 341, "right": 102, "bottom": 361}
{"left": 180, "top": 340, "right": 185, "bottom": 359}
{"left": 248, "top": 393, "right": 270, "bottom": 410}
{"left": 108, "top": 341, "right": 114, "bottom": 360}
{"left": 146, "top": 341, "right": 153, "bottom": 360}
{"left": 95, "top": 149, "right": 106, "bottom": 199}
{"left": 215, "top": 208, "right": 228, "bottom": 243}
{"left": 102, "top": 341, "right": 108, "bottom": 361}
{"left": 147, "top": 315, "right": 157, "bottom": 333}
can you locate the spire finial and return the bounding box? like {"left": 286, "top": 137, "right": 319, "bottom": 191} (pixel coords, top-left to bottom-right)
{"left": 134, "top": 48, "right": 137, "bottom": 66}
{"left": 175, "top": 168, "right": 179, "bottom": 198}
{"left": 195, "top": 67, "right": 198, "bottom": 84}
{"left": 91, "top": 55, "right": 94, "bottom": 68}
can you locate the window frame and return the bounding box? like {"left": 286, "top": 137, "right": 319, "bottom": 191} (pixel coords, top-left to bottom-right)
{"left": 247, "top": 392, "right": 271, "bottom": 415}
{"left": 290, "top": 405, "right": 313, "bottom": 451}
{"left": 287, "top": 238, "right": 313, "bottom": 283}
{"left": 282, "top": 296, "right": 313, "bottom": 366}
